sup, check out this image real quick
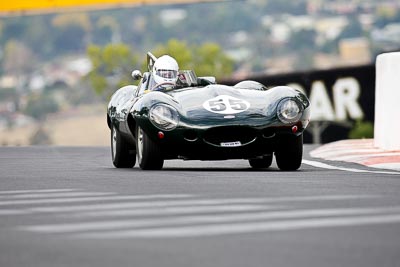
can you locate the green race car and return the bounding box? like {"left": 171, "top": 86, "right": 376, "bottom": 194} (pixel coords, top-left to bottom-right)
{"left": 107, "top": 52, "right": 311, "bottom": 170}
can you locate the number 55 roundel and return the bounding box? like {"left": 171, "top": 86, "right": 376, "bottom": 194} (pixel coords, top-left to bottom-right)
{"left": 203, "top": 95, "right": 250, "bottom": 115}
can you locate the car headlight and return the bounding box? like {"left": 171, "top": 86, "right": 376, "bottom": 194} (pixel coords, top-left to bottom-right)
{"left": 149, "top": 104, "right": 179, "bottom": 130}
{"left": 277, "top": 99, "right": 302, "bottom": 124}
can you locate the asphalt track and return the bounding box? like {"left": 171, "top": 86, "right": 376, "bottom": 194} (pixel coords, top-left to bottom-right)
{"left": 0, "top": 145, "right": 400, "bottom": 267}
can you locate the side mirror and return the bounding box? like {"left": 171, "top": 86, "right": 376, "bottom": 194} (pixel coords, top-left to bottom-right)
{"left": 131, "top": 70, "right": 143, "bottom": 81}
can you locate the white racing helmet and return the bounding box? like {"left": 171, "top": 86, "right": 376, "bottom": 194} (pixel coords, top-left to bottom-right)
{"left": 152, "top": 55, "right": 179, "bottom": 87}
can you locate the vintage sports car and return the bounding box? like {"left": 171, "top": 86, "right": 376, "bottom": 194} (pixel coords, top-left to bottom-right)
{"left": 107, "top": 52, "right": 310, "bottom": 170}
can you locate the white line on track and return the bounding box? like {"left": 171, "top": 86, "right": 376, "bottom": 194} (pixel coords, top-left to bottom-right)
{"left": 0, "top": 189, "right": 80, "bottom": 195}
{"left": 0, "top": 192, "right": 116, "bottom": 199}
{"left": 72, "top": 205, "right": 271, "bottom": 218}
{"left": 303, "top": 160, "right": 400, "bottom": 175}
{"left": 21, "top": 206, "right": 400, "bottom": 234}
{"left": 0, "top": 195, "right": 376, "bottom": 216}
{"left": 30, "top": 198, "right": 278, "bottom": 212}
{"left": 27, "top": 195, "right": 377, "bottom": 213}
{"left": 0, "top": 194, "right": 192, "bottom": 206}
{"left": 77, "top": 214, "right": 400, "bottom": 239}
{"left": 0, "top": 209, "right": 30, "bottom": 215}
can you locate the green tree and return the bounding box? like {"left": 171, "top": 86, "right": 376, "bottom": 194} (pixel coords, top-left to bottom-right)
{"left": 375, "top": 9, "right": 400, "bottom": 28}
{"left": 153, "top": 39, "right": 193, "bottom": 70}
{"left": 29, "top": 125, "right": 52, "bottom": 145}
{"left": 3, "top": 40, "right": 35, "bottom": 76}
{"left": 0, "top": 20, "right": 3, "bottom": 39}
{"left": 348, "top": 120, "right": 374, "bottom": 139}
{"left": 51, "top": 13, "right": 92, "bottom": 53}
{"left": 86, "top": 43, "right": 139, "bottom": 98}
{"left": 94, "top": 16, "right": 121, "bottom": 44}
{"left": 193, "top": 42, "right": 234, "bottom": 78}
{"left": 153, "top": 39, "right": 234, "bottom": 79}
{"left": 288, "top": 29, "right": 317, "bottom": 50}
{"left": 87, "top": 39, "right": 234, "bottom": 98}
{"left": 24, "top": 94, "right": 59, "bottom": 120}
{"left": 338, "top": 17, "right": 364, "bottom": 39}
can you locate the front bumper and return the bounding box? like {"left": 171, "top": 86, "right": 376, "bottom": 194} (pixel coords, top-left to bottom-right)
{"left": 139, "top": 120, "right": 304, "bottom": 160}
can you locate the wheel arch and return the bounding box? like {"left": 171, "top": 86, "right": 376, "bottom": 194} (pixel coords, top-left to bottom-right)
{"left": 127, "top": 113, "right": 137, "bottom": 139}
{"left": 107, "top": 114, "right": 112, "bottom": 130}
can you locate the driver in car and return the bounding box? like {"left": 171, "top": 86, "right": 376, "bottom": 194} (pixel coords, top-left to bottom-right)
{"left": 150, "top": 55, "right": 179, "bottom": 91}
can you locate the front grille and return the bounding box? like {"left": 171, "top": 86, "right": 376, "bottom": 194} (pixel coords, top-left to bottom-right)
{"left": 203, "top": 126, "right": 257, "bottom": 147}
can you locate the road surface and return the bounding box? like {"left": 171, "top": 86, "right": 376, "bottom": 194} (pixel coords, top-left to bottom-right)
{"left": 0, "top": 146, "right": 399, "bottom": 267}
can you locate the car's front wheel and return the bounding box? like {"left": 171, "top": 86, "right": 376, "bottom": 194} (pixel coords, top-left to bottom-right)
{"left": 111, "top": 125, "right": 136, "bottom": 168}
{"left": 136, "top": 126, "right": 164, "bottom": 170}
{"left": 249, "top": 155, "right": 273, "bottom": 169}
{"left": 275, "top": 134, "right": 303, "bottom": 171}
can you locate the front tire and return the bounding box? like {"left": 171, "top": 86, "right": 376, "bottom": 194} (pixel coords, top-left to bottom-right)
{"left": 249, "top": 154, "right": 273, "bottom": 169}
{"left": 111, "top": 126, "right": 136, "bottom": 168}
{"left": 275, "top": 134, "right": 303, "bottom": 171}
{"left": 136, "top": 126, "right": 164, "bottom": 170}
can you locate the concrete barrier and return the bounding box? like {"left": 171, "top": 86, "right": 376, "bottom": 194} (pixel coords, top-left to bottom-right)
{"left": 374, "top": 52, "right": 400, "bottom": 150}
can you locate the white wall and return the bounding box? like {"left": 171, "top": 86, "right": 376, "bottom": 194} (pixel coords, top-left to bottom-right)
{"left": 374, "top": 52, "right": 400, "bottom": 150}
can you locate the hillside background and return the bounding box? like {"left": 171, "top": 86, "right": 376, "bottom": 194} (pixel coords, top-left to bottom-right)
{"left": 0, "top": 0, "right": 399, "bottom": 146}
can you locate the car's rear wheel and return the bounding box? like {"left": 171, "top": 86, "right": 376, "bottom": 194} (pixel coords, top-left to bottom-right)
{"left": 111, "top": 125, "right": 136, "bottom": 168}
{"left": 136, "top": 126, "right": 164, "bottom": 170}
{"left": 249, "top": 155, "right": 273, "bottom": 169}
{"left": 275, "top": 134, "right": 303, "bottom": 171}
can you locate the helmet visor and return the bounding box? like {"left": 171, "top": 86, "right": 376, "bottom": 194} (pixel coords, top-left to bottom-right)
{"left": 156, "top": 69, "right": 177, "bottom": 79}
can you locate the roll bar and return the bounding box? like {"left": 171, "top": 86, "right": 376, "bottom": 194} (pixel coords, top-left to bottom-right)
{"left": 147, "top": 52, "right": 157, "bottom": 72}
